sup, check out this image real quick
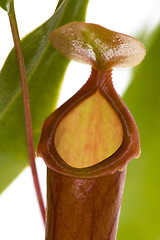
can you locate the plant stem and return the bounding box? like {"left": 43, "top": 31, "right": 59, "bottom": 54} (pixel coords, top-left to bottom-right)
{"left": 8, "top": 1, "right": 45, "bottom": 223}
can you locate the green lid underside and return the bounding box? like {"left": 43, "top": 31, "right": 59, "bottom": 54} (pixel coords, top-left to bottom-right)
{"left": 50, "top": 22, "right": 146, "bottom": 71}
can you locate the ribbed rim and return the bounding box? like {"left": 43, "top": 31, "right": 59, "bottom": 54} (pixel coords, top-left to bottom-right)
{"left": 37, "top": 68, "right": 140, "bottom": 178}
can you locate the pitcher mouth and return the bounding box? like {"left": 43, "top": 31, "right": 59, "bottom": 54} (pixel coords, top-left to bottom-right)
{"left": 37, "top": 68, "right": 140, "bottom": 179}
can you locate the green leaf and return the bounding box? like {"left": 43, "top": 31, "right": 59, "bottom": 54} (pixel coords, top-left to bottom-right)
{"left": 118, "top": 26, "right": 160, "bottom": 239}
{"left": 0, "top": 0, "right": 12, "bottom": 11}
{"left": 0, "top": 0, "right": 89, "bottom": 193}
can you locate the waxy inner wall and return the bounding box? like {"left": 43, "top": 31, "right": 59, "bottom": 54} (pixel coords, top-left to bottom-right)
{"left": 55, "top": 90, "right": 123, "bottom": 168}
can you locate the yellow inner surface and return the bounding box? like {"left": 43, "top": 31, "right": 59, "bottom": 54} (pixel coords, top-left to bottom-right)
{"left": 55, "top": 91, "right": 123, "bottom": 168}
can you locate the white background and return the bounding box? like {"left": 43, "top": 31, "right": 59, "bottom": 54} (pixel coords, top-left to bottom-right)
{"left": 0, "top": 0, "right": 160, "bottom": 239}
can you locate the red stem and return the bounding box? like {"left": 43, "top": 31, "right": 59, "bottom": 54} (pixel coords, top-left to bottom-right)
{"left": 8, "top": 1, "right": 45, "bottom": 223}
